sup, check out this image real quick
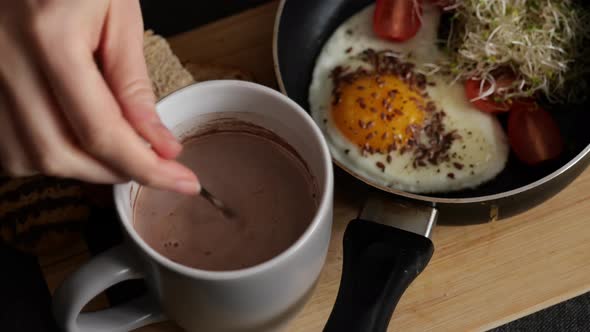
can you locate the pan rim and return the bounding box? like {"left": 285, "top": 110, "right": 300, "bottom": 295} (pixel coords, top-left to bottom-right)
{"left": 271, "top": 0, "right": 590, "bottom": 204}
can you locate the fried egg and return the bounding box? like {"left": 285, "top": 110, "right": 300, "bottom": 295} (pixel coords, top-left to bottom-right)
{"left": 309, "top": 3, "right": 509, "bottom": 194}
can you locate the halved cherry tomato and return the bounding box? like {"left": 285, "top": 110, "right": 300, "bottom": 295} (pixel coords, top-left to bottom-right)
{"left": 374, "top": 0, "right": 422, "bottom": 42}
{"left": 464, "top": 77, "right": 514, "bottom": 113}
{"left": 508, "top": 102, "right": 564, "bottom": 165}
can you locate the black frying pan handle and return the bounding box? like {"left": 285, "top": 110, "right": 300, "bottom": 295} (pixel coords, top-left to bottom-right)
{"left": 324, "top": 219, "right": 434, "bottom": 332}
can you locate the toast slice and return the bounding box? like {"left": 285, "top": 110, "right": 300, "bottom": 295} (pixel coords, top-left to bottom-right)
{"left": 144, "top": 30, "right": 195, "bottom": 99}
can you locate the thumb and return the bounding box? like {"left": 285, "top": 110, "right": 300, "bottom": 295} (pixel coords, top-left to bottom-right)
{"left": 99, "top": 0, "right": 182, "bottom": 160}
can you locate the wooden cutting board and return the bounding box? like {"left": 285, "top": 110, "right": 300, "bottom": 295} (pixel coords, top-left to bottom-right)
{"left": 60, "top": 2, "right": 590, "bottom": 331}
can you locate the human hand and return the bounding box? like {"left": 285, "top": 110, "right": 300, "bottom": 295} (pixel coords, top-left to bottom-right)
{"left": 0, "top": 0, "right": 199, "bottom": 194}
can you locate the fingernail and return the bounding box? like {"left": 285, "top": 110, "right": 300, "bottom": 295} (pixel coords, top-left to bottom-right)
{"left": 174, "top": 180, "right": 199, "bottom": 195}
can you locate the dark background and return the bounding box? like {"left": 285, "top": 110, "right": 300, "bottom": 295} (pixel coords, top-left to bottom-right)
{"left": 140, "top": 0, "right": 270, "bottom": 37}
{"left": 0, "top": 1, "right": 588, "bottom": 331}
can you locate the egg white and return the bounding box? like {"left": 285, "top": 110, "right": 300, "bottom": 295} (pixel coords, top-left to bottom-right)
{"left": 309, "top": 4, "right": 509, "bottom": 194}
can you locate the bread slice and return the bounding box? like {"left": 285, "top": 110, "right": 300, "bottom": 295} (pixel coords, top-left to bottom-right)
{"left": 143, "top": 30, "right": 194, "bottom": 99}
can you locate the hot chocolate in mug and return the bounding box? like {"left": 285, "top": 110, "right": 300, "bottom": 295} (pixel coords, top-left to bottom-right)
{"left": 52, "top": 81, "right": 334, "bottom": 332}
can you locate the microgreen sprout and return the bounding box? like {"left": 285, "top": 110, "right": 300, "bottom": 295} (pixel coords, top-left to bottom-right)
{"left": 429, "top": 0, "right": 590, "bottom": 102}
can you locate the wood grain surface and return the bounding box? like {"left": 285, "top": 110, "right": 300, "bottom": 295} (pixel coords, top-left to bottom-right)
{"left": 45, "top": 2, "right": 590, "bottom": 331}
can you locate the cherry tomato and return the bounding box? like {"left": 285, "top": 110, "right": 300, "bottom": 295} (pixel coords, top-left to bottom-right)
{"left": 374, "top": 0, "right": 422, "bottom": 42}
{"left": 464, "top": 77, "right": 513, "bottom": 113}
{"left": 508, "top": 103, "right": 564, "bottom": 165}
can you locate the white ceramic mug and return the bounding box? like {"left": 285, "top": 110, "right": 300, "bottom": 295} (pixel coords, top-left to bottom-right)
{"left": 52, "top": 81, "right": 334, "bottom": 332}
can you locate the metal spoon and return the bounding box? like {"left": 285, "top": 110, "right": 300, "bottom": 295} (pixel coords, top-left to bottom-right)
{"left": 200, "top": 187, "right": 235, "bottom": 218}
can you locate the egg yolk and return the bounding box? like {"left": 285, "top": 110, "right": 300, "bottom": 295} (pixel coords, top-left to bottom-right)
{"left": 332, "top": 75, "right": 426, "bottom": 153}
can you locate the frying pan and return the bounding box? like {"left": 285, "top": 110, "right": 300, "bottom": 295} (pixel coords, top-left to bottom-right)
{"left": 273, "top": 0, "right": 590, "bottom": 331}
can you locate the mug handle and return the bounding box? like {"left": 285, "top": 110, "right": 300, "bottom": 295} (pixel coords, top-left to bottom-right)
{"left": 52, "top": 245, "right": 165, "bottom": 332}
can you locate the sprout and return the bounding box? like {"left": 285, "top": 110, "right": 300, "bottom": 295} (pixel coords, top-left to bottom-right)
{"left": 428, "top": 0, "right": 590, "bottom": 103}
